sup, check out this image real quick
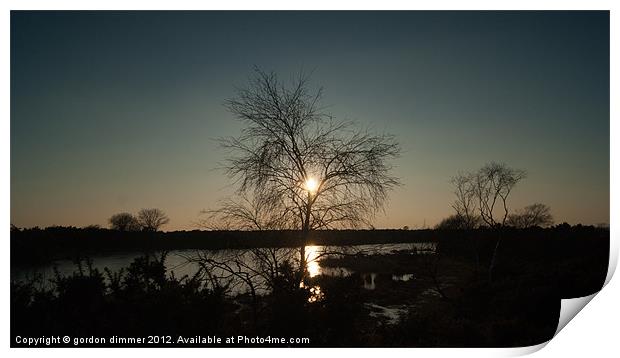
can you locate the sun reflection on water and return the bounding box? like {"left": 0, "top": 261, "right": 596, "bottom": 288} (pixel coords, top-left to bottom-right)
{"left": 308, "top": 286, "right": 324, "bottom": 303}
{"left": 305, "top": 245, "right": 321, "bottom": 277}
{"left": 303, "top": 245, "right": 325, "bottom": 302}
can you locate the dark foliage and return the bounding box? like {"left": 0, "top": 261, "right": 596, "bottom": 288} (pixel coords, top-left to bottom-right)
{"left": 10, "top": 225, "right": 608, "bottom": 347}
{"left": 11, "top": 254, "right": 227, "bottom": 344}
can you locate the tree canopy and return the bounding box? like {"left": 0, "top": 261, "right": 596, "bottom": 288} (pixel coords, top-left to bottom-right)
{"left": 212, "top": 68, "right": 401, "bottom": 232}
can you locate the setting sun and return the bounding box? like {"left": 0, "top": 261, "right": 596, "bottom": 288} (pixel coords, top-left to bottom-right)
{"left": 304, "top": 177, "right": 319, "bottom": 194}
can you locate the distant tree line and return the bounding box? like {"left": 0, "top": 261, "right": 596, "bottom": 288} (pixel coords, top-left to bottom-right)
{"left": 436, "top": 203, "right": 553, "bottom": 230}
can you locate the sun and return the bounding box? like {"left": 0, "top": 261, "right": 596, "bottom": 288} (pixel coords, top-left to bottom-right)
{"left": 304, "top": 177, "right": 319, "bottom": 194}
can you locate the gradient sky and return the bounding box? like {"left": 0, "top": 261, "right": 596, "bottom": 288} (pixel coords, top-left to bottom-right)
{"left": 11, "top": 11, "right": 609, "bottom": 230}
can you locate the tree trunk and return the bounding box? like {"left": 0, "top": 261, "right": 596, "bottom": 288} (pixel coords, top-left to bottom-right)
{"left": 299, "top": 193, "right": 312, "bottom": 280}
{"left": 299, "top": 243, "right": 306, "bottom": 277}
{"left": 472, "top": 235, "right": 481, "bottom": 279}
{"left": 488, "top": 231, "right": 502, "bottom": 283}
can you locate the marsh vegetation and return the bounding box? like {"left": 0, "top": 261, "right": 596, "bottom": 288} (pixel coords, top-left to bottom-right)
{"left": 11, "top": 225, "right": 608, "bottom": 347}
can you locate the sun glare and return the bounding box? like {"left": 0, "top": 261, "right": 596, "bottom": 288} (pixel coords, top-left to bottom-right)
{"left": 304, "top": 177, "right": 319, "bottom": 194}
{"left": 305, "top": 245, "right": 321, "bottom": 277}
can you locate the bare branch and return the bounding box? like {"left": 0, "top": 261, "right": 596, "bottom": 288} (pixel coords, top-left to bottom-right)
{"left": 216, "top": 68, "right": 401, "bottom": 232}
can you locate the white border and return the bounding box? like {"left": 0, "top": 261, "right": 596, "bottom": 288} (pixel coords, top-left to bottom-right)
{"left": 3, "top": 2, "right": 617, "bottom": 357}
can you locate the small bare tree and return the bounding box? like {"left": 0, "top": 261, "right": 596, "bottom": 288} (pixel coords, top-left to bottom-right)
{"left": 450, "top": 162, "right": 526, "bottom": 282}
{"left": 109, "top": 212, "right": 140, "bottom": 232}
{"left": 217, "top": 68, "right": 401, "bottom": 273}
{"left": 507, "top": 203, "right": 553, "bottom": 228}
{"left": 450, "top": 172, "right": 480, "bottom": 229}
{"left": 472, "top": 162, "right": 527, "bottom": 228}
{"left": 137, "top": 208, "right": 170, "bottom": 232}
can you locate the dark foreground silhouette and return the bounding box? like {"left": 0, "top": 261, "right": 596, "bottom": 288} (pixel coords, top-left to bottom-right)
{"left": 11, "top": 225, "right": 608, "bottom": 347}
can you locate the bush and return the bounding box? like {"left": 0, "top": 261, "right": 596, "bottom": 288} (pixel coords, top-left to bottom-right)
{"left": 11, "top": 254, "right": 227, "bottom": 342}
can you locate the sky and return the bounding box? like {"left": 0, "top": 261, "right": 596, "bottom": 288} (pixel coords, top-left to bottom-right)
{"left": 10, "top": 11, "right": 609, "bottom": 230}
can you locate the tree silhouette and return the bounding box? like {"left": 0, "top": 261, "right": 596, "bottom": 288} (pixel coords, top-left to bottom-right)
{"left": 109, "top": 212, "right": 140, "bottom": 232}
{"left": 435, "top": 214, "right": 481, "bottom": 230}
{"left": 450, "top": 162, "right": 526, "bottom": 282}
{"left": 450, "top": 172, "right": 481, "bottom": 230}
{"left": 473, "top": 162, "right": 527, "bottom": 228}
{"left": 202, "top": 193, "right": 295, "bottom": 231}
{"left": 216, "top": 68, "right": 401, "bottom": 271}
{"left": 452, "top": 162, "right": 526, "bottom": 228}
{"left": 507, "top": 203, "right": 553, "bottom": 228}
{"left": 137, "top": 208, "right": 170, "bottom": 232}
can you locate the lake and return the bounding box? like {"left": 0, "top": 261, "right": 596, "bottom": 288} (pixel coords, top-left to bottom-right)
{"left": 11, "top": 242, "right": 436, "bottom": 294}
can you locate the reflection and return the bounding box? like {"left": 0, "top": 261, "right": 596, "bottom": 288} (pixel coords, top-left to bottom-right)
{"left": 363, "top": 273, "right": 377, "bottom": 290}
{"left": 300, "top": 280, "right": 324, "bottom": 303}
{"left": 12, "top": 243, "right": 434, "bottom": 295}
{"left": 308, "top": 285, "right": 324, "bottom": 303}
{"left": 392, "top": 273, "right": 414, "bottom": 282}
{"left": 305, "top": 245, "right": 321, "bottom": 277}
{"left": 321, "top": 266, "right": 353, "bottom": 277}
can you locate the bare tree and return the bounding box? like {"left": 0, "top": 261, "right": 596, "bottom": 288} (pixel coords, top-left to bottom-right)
{"left": 450, "top": 162, "right": 526, "bottom": 282}
{"left": 201, "top": 193, "right": 296, "bottom": 231}
{"left": 109, "top": 212, "right": 140, "bottom": 231}
{"left": 201, "top": 173, "right": 377, "bottom": 298}
{"left": 137, "top": 208, "right": 170, "bottom": 232}
{"left": 180, "top": 245, "right": 303, "bottom": 325}
{"left": 450, "top": 172, "right": 481, "bottom": 229}
{"left": 217, "top": 68, "right": 401, "bottom": 271}
{"left": 507, "top": 203, "right": 553, "bottom": 228}
{"left": 472, "top": 162, "right": 526, "bottom": 228}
